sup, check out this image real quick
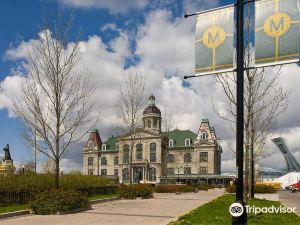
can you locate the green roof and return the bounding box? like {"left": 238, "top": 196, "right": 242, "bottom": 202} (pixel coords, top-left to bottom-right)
{"left": 103, "top": 136, "right": 117, "bottom": 151}
{"left": 163, "top": 130, "right": 197, "bottom": 148}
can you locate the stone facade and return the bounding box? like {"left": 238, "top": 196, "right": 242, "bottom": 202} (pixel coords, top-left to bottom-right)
{"left": 83, "top": 95, "right": 222, "bottom": 184}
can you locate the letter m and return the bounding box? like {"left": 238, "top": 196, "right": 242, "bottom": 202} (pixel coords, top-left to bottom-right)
{"left": 208, "top": 31, "right": 220, "bottom": 44}
{"left": 270, "top": 16, "right": 284, "bottom": 32}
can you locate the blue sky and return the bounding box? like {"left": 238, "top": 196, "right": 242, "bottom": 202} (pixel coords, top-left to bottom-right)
{"left": 0, "top": 0, "right": 299, "bottom": 172}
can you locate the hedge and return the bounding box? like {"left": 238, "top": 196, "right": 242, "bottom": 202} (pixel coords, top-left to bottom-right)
{"left": 30, "top": 189, "right": 90, "bottom": 215}
{"left": 226, "top": 184, "right": 277, "bottom": 194}
{"left": 0, "top": 173, "right": 117, "bottom": 205}
{"left": 118, "top": 184, "right": 153, "bottom": 199}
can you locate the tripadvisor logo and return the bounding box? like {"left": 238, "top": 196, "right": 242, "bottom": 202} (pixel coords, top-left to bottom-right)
{"left": 229, "top": 202, "right": 244, "bottom": 217}
{"left": 229, "top": 203, "right": 296, "bottom": 217}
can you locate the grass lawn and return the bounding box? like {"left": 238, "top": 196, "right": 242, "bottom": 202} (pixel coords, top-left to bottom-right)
{"left": 0, "top": 204, "right": 29, "bottom": 214}
{"left": 169, "top": 194, "right": 300, "bottom": 225}
{"left": 88, "top": 193, "right": 119, "bottom": 201}
{"left": 0, "top": 193, "right": 119, "bottom": 214}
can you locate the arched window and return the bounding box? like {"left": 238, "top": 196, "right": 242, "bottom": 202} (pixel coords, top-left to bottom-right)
{"left": 153, "top": 120, "right": 157, "bottom": 128}
{"left": 114, "top": 156, "right": 119, "bottom": 165}
{"left": 148, "top": 120, "right": 151, "bottom": 128}
{"left": 101, "top": 157, "right": 107, "bottom": 165}
{"left": 169, "top": 139, "right": 174, "bottom": 147}
{"left": 149, "top": 167, "right": 156, "bottom": 181}
{"left": 150, "top": 143, "right": 156, "bottom": 162}
{"left": 184, "top": 153, "right": 192, "bottom": 163}
{"left": 123, "top": 145, "right": 129, "bottom": 164}
{"left": 167, "top": 154, "right": 174, "bottom": 163}
{"left": 102, "top": 144, "right": 106, "bottom": 151}
{"left": 136, "top": 143, "right": 143, "bottom": 161}
{"left": 201, "top": 132, "right": 208, "bottom": 140}
{"left": 123, "top": 168, "right": 129, "bottom": 181}
{"left": 185, "top": 138, "right": 191, "bottom": 146}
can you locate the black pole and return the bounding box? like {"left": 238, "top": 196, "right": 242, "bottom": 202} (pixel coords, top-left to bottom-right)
{"left": 232, "top": 0, "right": 247, "bottom": 224}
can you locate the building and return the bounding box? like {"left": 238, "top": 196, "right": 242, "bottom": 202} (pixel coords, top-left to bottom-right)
{"left": 83, "top": 95, "right": 223, "bottom": 184}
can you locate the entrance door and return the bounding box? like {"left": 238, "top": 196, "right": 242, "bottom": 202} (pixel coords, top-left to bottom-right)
{"left": 133, "top": 167, "right": 143, "bottom": 183}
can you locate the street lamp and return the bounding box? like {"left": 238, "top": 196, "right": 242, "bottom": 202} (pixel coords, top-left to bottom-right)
{"left": 22, "top": 165, "right": 25, "bottom": 174}
{"left": 61, "top": 168, "right": 64, "bottom": 176}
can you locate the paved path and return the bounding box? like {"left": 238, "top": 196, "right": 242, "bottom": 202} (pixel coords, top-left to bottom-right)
{"left": 1, "top": 189, "right": 224, "bottom": 225}
{"left": 279, "top": 190, "right": 300, "bottom": 216}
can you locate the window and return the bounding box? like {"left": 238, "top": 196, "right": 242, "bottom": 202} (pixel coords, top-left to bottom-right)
{"left": 185, "top": 138, "right": 191, "bottom": 146}
{"left": 167, "top": 154, "right": 174, "bottom": 163}
{"left": 88, "top": 140, "right": 94, "bottom": 148}
{"left": 136, "top": 144, "right": 143, "bottom": 161}
{"left": 101, "top": 169, "right": 107, "bottom": 175}
{"left": 123, "top": 168, "right": 129, "bottom": 181}
{"left": 169, "top": 139, "right": 174, "bottom": 147}
{"left": 199, "top": 167, "right": 208, "bottom": 174}
{"left": 150, "top": 143, "right": 156, "bottom": 162}
{"left": 201, "top": 132, "right": 208, "bottom": 140}
{"left": 88, "top": 157, "right": 94, "bottom": 166}
{"left": 148, "top": 120, "right": 151, "bottom": 128}
{"left": 114, "top": 169, "right": 118, "bottom": 176}
{"left": 114, "top": 156, "right": 119, "bottom": 165}
{"left": 88, "top": 169, "right": 93, "bottom": 175}
{"left": 123, "top": 145, "right": 129, "bottom": 164}
{"left": 101, "top": 157, "right": 107, "bottom": 165}
{"left": 149, "top": 167, "right": 156, "bottom": 181}
{"left": 184, "top": 167, "right": 191, "bottom": 174}
{"left": 200, "top": 152, "right": 208, "bottom": 162}
{"left": 153, "top": 120, "right": 157, "bottom": 128}
{"left": 167, "top": 168, "right": 174, "bottom": 175}
{"left": 102, "top": 144, "right": 106, "bottom": 151}
{"left": 184, "top": 153, "right": 192, "bottom": 163}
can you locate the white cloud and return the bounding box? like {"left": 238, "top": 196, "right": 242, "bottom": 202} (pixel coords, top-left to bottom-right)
{"left": 60, "top": 0, "right": 148, "bottom": 14}
{"left": 1, "top": 5, "right": 300, "bottom": 173}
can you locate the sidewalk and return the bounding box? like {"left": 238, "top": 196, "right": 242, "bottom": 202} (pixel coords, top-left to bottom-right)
{"left": 1, "top": 188, "right": 224, "bottom": 225}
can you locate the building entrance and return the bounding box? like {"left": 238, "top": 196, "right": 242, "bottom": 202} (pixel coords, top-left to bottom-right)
{"left": 133, "top": 167, "right": 143, "bottom": 183}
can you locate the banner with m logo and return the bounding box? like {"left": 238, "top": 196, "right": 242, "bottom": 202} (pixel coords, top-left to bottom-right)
{"left": 195, "top": 6, "right": 234, "bottom": 75}
{"left": 255, "top": 0, "right": 300, "bottom": 66}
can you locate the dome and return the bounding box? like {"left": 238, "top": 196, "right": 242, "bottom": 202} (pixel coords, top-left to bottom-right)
{"left": 143, "top": 94, "right": 161, "bottom": 115}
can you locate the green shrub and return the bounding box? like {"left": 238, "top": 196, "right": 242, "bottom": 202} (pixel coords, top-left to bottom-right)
{"left": 0, "top": 174, "right": 117, "bottom": 205}
{"left": 118, "top": 184, "right": 153, "bottom": 199}
{"left": 154, "top": 185, "right": 197, "bottom": 193}
{"left": 30, "top": 189, "right": 90, "bottom": 215}
{"left": 225, "top": 184, "right": 277, "bottom": 194}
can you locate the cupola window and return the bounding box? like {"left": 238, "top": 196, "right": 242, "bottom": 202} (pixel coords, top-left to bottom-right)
{"left": 185, "top": 138, "right": 191, "bottom": 146}
{"left": 102, "top": 144, "right": 106, "bottom": 151}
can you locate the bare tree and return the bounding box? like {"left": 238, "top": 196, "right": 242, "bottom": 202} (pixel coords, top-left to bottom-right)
{"left": 162, "top": 105, "right": 174, "bottom": 183}
{"left": 116, "top": 72, "right": 145, "bottom": 184}
{"left": 214, "top": 6, "right": 288, "bottom": 200}
{"left": 12, "top": 13, "right": 97, "bottom": 188}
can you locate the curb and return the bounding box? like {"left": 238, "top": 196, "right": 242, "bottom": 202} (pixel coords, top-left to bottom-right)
{"left": 0, "top": 210, "right": 30, "bottom": 219}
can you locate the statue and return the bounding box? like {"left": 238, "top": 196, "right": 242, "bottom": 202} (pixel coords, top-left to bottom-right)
{"left": 3, "top": 144, "right": 12, "bottom": 161}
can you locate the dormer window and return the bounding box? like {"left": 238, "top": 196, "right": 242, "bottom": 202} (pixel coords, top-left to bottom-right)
{"left": 102, "top": 144, "right": 106, "bottom": 151}
{"left": 185, "top": 138, "right": 191, "bottom": 146}
{"left": 169, "top": 139, "right": 174, "bottom": 147}
{"left": 201, "top": 132, "right": 208, "bottom": 140}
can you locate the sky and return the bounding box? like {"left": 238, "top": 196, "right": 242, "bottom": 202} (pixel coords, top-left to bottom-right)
{"left": 0, "top": 0, "right": 299, "bottom": 173}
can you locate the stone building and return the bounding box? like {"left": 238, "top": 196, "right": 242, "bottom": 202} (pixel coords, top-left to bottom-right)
{"left": 83, "top": 95, "right": 222, "bottom": 184}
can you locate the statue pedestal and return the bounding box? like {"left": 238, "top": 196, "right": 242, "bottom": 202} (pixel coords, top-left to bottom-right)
{"left": 0, "top": 160, "right": 15, "bottom": 174}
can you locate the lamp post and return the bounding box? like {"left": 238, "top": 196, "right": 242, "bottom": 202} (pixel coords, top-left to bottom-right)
{"left": 176, "top": 166, "right": 182, "bottom": 183}
{"left": 22, "top": 165, "right": 25, "bottom": 174}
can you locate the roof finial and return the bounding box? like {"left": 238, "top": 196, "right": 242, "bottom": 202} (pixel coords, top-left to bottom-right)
{"left": 149, "top": 94, "right": 155, "bottom": 106}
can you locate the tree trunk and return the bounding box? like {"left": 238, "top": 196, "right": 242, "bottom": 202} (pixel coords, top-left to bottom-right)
{"left": 55, "top": 157, "right": 60, "bottom": 189}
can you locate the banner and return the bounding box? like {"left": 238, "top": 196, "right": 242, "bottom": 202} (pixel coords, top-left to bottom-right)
{"left": 195, "top": 6, "right": 234, "bottom": 75}
{"left": 255, "top": 0, "right": 300, "bottom": 66}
